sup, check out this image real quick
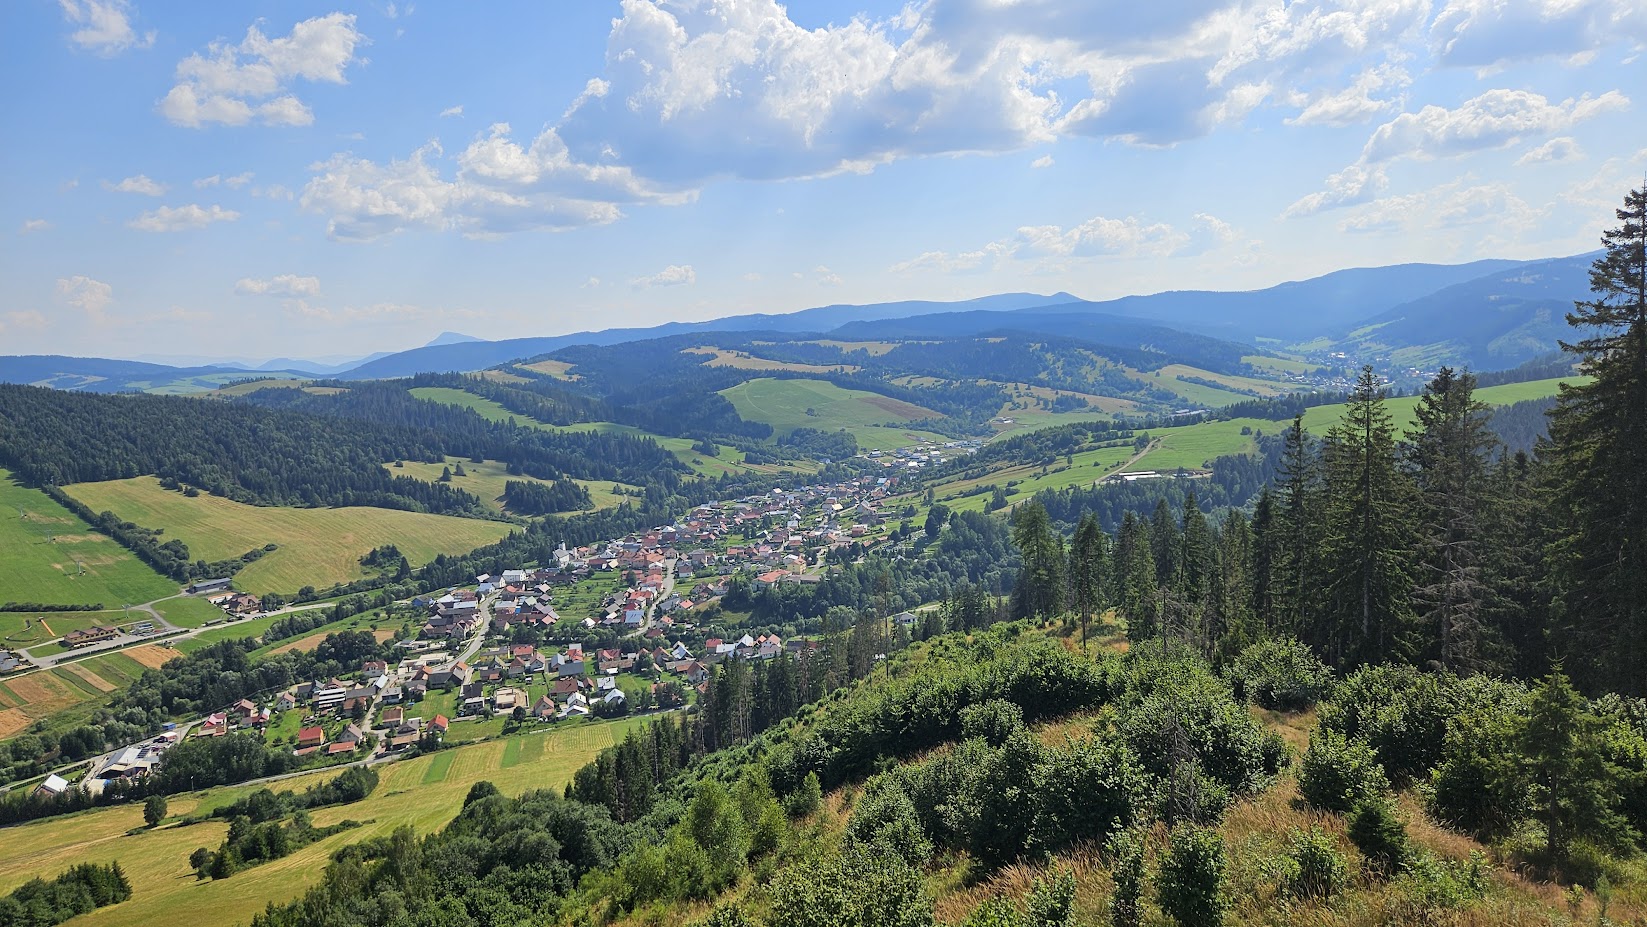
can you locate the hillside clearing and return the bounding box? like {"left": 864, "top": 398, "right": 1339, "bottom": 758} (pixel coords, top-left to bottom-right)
{"left": 720, "top": 377, "right": 948, "bottom": 450}
{"left": 63, "top": 477, "right": 515, "bottom": 596}
{"left": 385, "top": 457, "right": 640, "bottom": 515}
{"left": 684, "top": 346, "right": 862, "bottom": 374}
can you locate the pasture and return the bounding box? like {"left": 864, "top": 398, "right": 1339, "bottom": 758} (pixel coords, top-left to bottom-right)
{"left": 63, "top": 478, "right": 516, "bottom": 596}
{"left": 409, "top": 386, "right": 803, "bottom": 478}
{"left": 386, "top": 457, "right": 640, "bottom": 515}
{"left": 0, "top": 470, "right": 181, "bottom": 609}
{"left": 720, "top": 378, "right": 947, "bottom": 450}
{"left": 1122, "top": 375, "right": 1580, "bottom": 474}
{"left": 0, "top": 716, "right": 646, "bottom": 927}
{"left": 683, "top": 346, "right": 861, "bottom": 374}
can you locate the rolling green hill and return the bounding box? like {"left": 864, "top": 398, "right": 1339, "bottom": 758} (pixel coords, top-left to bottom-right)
{"left": 63, "top": 478, "right": 516, "bottom": 596}
{"left": 719, "top": 377, "right": 949, "bottom": 450}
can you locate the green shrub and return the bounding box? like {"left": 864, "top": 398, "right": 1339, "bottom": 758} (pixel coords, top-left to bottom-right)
{"left": 1348, "top": 794, "right": 1409, "bottom": 875}
{"left": 1229, "top": 638, "right": 1334, "bottom": 711}
{"left": 1158, "top": 827, "right": 1229, "bottom": 927}
{"left": 1280, "top": 828, "right": 1348, "bottom": 899}
{"left": 784, "top": 771, "right": 823, "bottom": 818}
{"left": 1299, "top": 729, "right": 1389, "bottom": 814}
{"left": 1317, "top": 665, "right": 1460, "bottom": 784}
{"left": 846, "top": 779, "right": 932, "bottom": 865}
{"left": 1106, "top": 829, "right": 1145, "bottom": 927}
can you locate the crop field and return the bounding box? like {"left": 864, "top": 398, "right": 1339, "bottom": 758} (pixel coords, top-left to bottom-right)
{"left": 793, "top": 339, "right": 903, "bottom": 356}
{"left": 1157, "top": 364, "right": 1292, "bottom": 397}
{"left": 683, "top": 346, "right": 861, "bottom": 374}
{"left": 1241, "top": 354, "right": 1322, "bottom": 376}
{"left": 517, "top": 358, "right": 577, "bottom": 378}
{"left": 63, "top": 478, "right": 516, "bottom": 596}
{"left": 0, "top": 716, "right": 647, "bottom": 927}
{"left": 386, "top": 457, "right": 640, "bottom": 515}
{"left": 0, "top": 470, "right": 182, "bottom": 610}
{"left": 927, "top": 443, "right": 1142, "bottom": 515}
{"left": 0, "top": 647, "right": 179, "bottom": 740}
{"left": 1124, "top": 367, "right": 1255, "bottom": 408}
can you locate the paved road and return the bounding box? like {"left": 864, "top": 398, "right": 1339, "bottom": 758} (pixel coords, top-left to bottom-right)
{"left": 18, "top": 599, "right": 336, "bottom": 671}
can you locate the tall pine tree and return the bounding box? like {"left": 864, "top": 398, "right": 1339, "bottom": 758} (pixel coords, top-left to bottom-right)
{"left": 1408, "top": 367, "right": 1498, "bottom": 673}
{"left": 1548, "top": 184, "right": 1647, "bottom": 694}
{"left": 1319, "top": 366, "right": 1416, "bottom": 666}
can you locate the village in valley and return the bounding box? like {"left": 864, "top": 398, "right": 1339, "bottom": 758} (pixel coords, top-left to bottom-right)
{"left": 22, "top": 464, "right": 944, "bottom": 800}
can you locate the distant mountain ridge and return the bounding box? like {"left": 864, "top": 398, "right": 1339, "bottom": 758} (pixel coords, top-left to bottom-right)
{"left": 1319, "top": 254, "right": 1597, "bottom": 368}
{"left": 0, "top": 254, "right": 1600, "bottom": 391}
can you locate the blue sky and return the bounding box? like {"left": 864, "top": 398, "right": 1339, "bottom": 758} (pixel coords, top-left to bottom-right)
{"left": 2, "top": 0, "right": 1643, "bottom": 362}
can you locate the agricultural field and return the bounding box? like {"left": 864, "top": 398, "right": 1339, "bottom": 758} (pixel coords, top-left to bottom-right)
{"left": 929, "top": 443, "right": 1142, "bottom": 515}
{"left": 0, "top": 470, "right": 181, "bottom": 609}
{"left": 792, "top": 339, "right": 903, "bottom": 356}
{"left": 385, "top": 457, "right": 640, "bottom": 515}
{"left": 409, "top": 386, "right": 803, "bottom": 478}
{"left": 1124, "top": 367, "right": 1256, "bottom": 408}
{"left": 1241, "top": 354, "right": 1323, "bottom": 376}
{"left": 1157, "top": 364, "right": 1292, "bottom": 397}
{"left": 0, "top": 716, "right": 646, "bottom": 927}
{"left": 0, "top": 649, "right": 172, "bottom": 740}
{"left": 1120, "top": 375, "right": 1580, "bottom": 474}
{"left": 720, "top": 377, "right": 948, "bottom": 450}
{"left": 208, "top": 377, "right": 309, "bottom": 397}
{"left": 516, "top": 358, "right": 577, "bottom": 378}
{"left": 63, "top": 478, "right": 516, "bottom": 596}
{"left": 683, "top": 345, "right": 861, "bottom": 374}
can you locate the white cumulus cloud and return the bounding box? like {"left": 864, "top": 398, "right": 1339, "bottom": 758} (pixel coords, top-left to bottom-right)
{"left": 1516, "top": 136, "right": 1585, "bottom": 165}
{"left": 235, "top": 274, "right": 321, "bottom": 297}
{"left": 128, "top": 203, "right": 240, "bottom": 232}
{"left": 159, "top": 13, "right": 365, "bottom": 127}
{"left": 55, "top": 275, "right": 114, "bottom": 316}
{"left": 1431, "top": 0, "right": 1647, "bottom": 68}
{"left": 20, "top": 219, "right": 51, "bottom": 234}
{"left": 60, "top": 0, "right": 154, "bottom": 56}
{"left": 631, "top": 264, "right": 696, "bottom": 288}
{"left": 195, "top": 172, "right": 254, "bottom": 188}
{"left": 440, "top": 104, "right": 463, "bottom": 118}
{"left": 1288, "top": 88, "right": 1628, "bottom": 217}
{"left": 104, "top": 174, "right": 166, "bottom": 195}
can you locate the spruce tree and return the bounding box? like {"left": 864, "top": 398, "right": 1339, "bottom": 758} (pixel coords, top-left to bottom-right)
{"left": 1521, "top": 669, "right": 1635, "bottom": 864}
{"left": 1119, "top": 511, "right": 1159, "bottom": 641}
{"left": 1272, "top": 417, "right": 1322, "bottom": 642}
{"left": 1211, "top": 510, "right": 1257, "bottom": 662}
{"left": 1408, "top": 367, "right": 1498, "bottom": 673}
{"left": 1068, "top": 513, "right": 1106, "bottom": 652}
{"left": 1547, "top": 184, "right": 1647, "bottom": 694}
{"left": 1151, "top": 498, "right": 1182, "bottom": 588}
{"left": 1010, "top": 501, "right": 1065, "bottom": 620}
{"left": 1319, "top": 367, "right": 1415, "bottom": 666}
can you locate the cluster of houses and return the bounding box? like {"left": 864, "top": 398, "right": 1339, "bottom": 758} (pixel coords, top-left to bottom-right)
{"left": 864, "top": 440, "right": 978, "bottom": 470}
{"left": 206, "top": 591, "right": 262, "bottom": 615}
{"left": 60, "top": 625, "right": 121, "bottom": 648}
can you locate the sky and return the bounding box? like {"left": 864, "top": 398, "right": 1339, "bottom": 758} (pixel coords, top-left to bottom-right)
{"left": 1, "top": 0, "right": 1644, "bottom": 364}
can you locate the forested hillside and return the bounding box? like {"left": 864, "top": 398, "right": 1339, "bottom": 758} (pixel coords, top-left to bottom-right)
{"left": 232, "top": 184, "right": 1647, "bottom": 927}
